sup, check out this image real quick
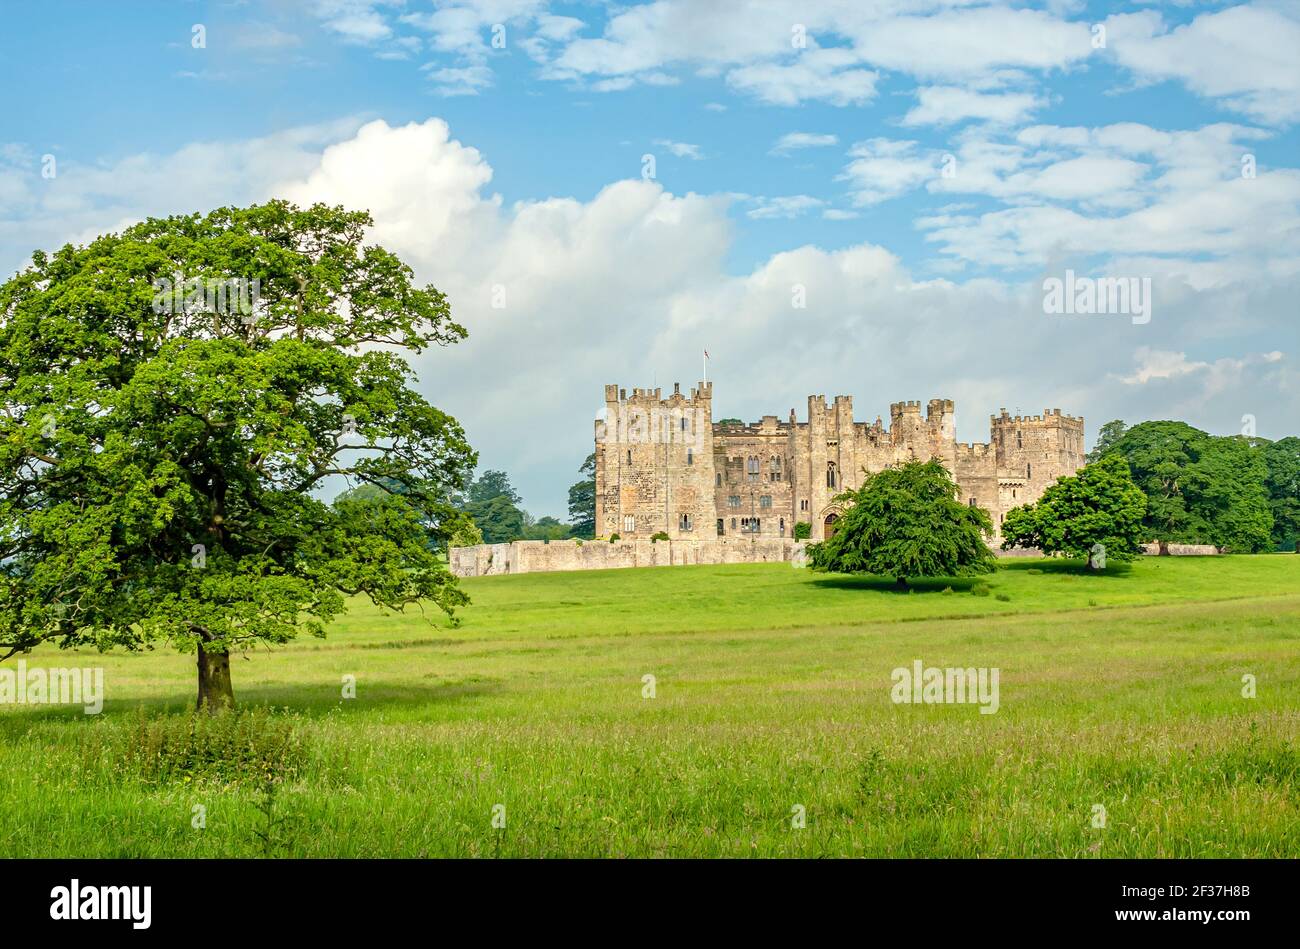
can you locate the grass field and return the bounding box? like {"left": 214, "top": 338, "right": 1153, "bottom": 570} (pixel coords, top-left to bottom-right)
{"left": 2, "top": 555, "right": 1297, "bottom": 857}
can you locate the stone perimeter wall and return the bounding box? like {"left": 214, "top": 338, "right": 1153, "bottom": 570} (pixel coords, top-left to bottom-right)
{"left": 450, "top": 538, "right": 804, "bottom": 577}
{"left": 450, "top": 538, "right": 1221, "bottom": 577}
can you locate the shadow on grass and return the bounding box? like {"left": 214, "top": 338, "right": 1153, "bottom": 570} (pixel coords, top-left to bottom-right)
{"left": 0, "top": 678, "right": 504, "bottom": 732}
{"left": 808, "top": 575, "right": 984, "bottom": 593}
{"left": 809, "top": 558, "right": 1137, "bottom": 591}
{"left": 998, "top": 558, "right": 1137, "bottom": 578}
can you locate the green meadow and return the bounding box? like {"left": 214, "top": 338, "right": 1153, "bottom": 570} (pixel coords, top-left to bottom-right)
{"left": 1, "top": 555, "right": 1297, "bottom": 857}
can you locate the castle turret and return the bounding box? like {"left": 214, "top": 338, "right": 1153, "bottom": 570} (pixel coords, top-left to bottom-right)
{"left": 595, "top": 381, "right": 715, "bottom": 539}
{"left": 991, "top": 407, "right": 1085, "bottom": 492}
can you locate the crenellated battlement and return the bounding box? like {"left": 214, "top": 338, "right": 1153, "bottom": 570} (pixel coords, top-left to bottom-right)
{"left": 991, "top": 407, "right": 1084, "bottom": 430}
{"left": 596, "top": 382, "right": 1082, "bottom": 545}
{"left": 606, "top": 380, "right": 713, "bottom": 407}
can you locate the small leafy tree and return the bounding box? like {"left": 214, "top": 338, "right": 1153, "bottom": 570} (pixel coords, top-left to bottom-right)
{"left": 1087, "top": 419, "right": 1127, "bottom": 463}
{"left": 1001, "top": 454, "right": 1147, "bottom": 568}
{"left": 808, "top": 460, "right": 996, "bottom": 587}
{"left": 0, "top": 201, "right": 475, "bottom": 711}
{"left": 567, "top": 453, "right": 596, "bottom": 538}
{"left": 793, "top": 521, "right": 812, "bottom": 540}
{"left": 460, "top": 469, "right": 526, "bottom": 543}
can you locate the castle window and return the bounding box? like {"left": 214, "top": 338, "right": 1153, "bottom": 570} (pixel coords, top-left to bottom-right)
{"left": 679, "top": 513, "right": 693, "bottom": 531}
{"left": 779, "top": 518, "right": 785, "bottom": 536}
{"left": 800, "top": 499, "right": 808, "bottom": 512}
{"left": 770, "top": 456, "right": 783, "bottom": 482}
{"left": 746, "top": 456, "right": 760, "bottom": 482}
{"left": 623, "top": 515, "right": 635, "bottom": 533}
{"left": 759, "top": 495, "right": 772, "bottom": 508}
{"left": 730, "top": 517, "right": 737, "bottom": 529}
{"left": 716, "top": 473, "right": 722, "bottom": 487}
{"left": 687, "top": 449, "right": 693, "bottom": 465}
{"left": 717, "top": 518, "right": 724, "bottom": 536}
{"left": 1027, "top": 463, "right": 1033, "bottom": 479}
{"left": 968, "top": 498, "right": 978, "bottom": 508}
{"left": 741, "top": 517, "right": 760, "bottom": 533}
{"left": 728, "top": 495, "right": 741, "bottom": 508}
{"left": 627, "top": 449, "right": 632, "bottom": 465}
{"left": 1016, "top": 431, "right": 1022, "bottom": 449}
{"left": 680, "top": 417, "right": 687, "bottom": 432}
{"left": 827, "top": 462, "right": 837, "bottom": 488}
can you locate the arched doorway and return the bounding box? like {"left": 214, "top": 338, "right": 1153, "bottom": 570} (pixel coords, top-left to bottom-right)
{"left": 823, "top": 513, "right": 839, "bottom": 539}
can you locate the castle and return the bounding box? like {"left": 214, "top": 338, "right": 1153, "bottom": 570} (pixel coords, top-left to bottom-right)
{"left": 594, "top": 382, "right": 1085, "bottom": 544}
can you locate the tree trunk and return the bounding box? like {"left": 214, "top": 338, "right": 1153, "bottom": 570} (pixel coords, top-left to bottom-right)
{"left": 197, "top": 644, "right": 235, "bottom": 713}
{"left": 895, "top": 576, "right": 908, "bottom": 590}
{"left": 1158, "top": 539, "right": 1170, "bottom": 556}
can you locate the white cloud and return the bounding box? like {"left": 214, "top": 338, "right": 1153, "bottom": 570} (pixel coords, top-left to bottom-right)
{"left": 4, "top": 117, "right": 1297, "bottom": 515}
{"left": 747, "top": 195, "right": 824, "bottom": 219}
{"left": 726, "top": 48, "right": 878, "bottom": 106}
{"left": 902, "top": 86, "right": 1045, "bottom": 127}
{"left": 840, "top": 138, "right": 940, "bottom": 205}
{"left": 770, "top": 132, "right": 839, "bottom": 155}
{"left": 1104, "top": 5, "right": 1300, "bottom": 125}
{"left": 653, "top": 139, "right": 703, "bottom": 160}
{"left": 422, "top": 64, "right": 495, "bottom": 96}
{"left": 313, "top": 0, "right": 396, "bottom": 43}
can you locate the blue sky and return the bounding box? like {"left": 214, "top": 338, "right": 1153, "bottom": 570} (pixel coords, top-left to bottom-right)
{"left": 2, "top": 0, "right": 1298, "bottom": 516}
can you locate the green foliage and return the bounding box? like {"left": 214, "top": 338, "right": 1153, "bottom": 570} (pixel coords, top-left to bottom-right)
{"left": 609, "top": 533, "right": 620, "bottom": 542}
{"left": 1087, "top": 419, "right": 1127, "bottom": 463}
{"left": 650, "top": 531, "right": 670, "bottom": 542}
{"left": 522, "top": 515, "right": 573, "bottom": 541}
{"left": 567, "top": 453, "right": 596, "bottom": 538}
{"left": 1106, "top": 421, "right": 1273, "bottom": 552}
{"left": 0, "top": 201, "right": 475, "bottom": 693}
{"left": 793, "top": 521, "right": 812, "bottom": 540}
{"left": 459, "top": 470, "right": 526, "bottom": 543}
{"left": 808, "top": 459, "right": 996, "bottom": 583}
{"left": 1001, "top": 454, "right": 1148, "bottom": 564}
{"left": 7, "top": 557, "right": 1300, "bottom": 857}
{"left": 447, "top": 517, "right": 484, "bottom": 549}
{"left": 90, "top": 708, "right": 306, "bottom": 787}
{"left": 1260, "top": 437, "right": 1300, "bottom": 551}
{"left": 717, "top": 418, "right": 743, "bottom": 426}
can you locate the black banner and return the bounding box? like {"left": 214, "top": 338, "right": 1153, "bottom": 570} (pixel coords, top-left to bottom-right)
{"left": 2, "top": 858, "right": 1283, "bottom": 936}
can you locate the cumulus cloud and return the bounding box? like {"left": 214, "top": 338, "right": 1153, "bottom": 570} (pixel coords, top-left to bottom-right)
{"left": 902, "top": 87, "right": 1045, "bottom": 127}
{"left": 2, "top": 117, "right": 1296, "bottom": 514}
{"left": 1103, "top": 5, "right": 1300, "bottom": 125}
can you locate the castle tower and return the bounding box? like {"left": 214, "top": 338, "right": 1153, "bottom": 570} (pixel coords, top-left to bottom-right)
{"left": 889, "top": 400, "right": 926, "bottom": 456}
{"left": 991, "top": 407, "right": 1086, "bottom": 495}
{"left": 595, "top": 382, "right": 715, "bottom": 539}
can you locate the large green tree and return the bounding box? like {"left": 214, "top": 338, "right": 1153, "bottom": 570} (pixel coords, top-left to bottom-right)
{"left": 567, "top": 452, "right": 596, "bottom": 538}
{"left": 1105, "top": 421, "right": 1272, "bottom": 552}
{"left": 0, "top": 201, "right": 475, "bottom": 710}
{"left": 808, "top": 459, "right": 996, "bottom": 587}
{"left": 1260, "top": 436, "right": 1300, "bottom": 551}
{"left": 1001, "top": 454, "right": 1147, "bottom": 567}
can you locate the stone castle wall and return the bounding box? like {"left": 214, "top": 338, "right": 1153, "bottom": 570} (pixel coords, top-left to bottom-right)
{"left": 596, "top": 382, "right": 1085, "bottom": 545}
{"left": 450, "top": 537, "right": 804, "bottom": 577}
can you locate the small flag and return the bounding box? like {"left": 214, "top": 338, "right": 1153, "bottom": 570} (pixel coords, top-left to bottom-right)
{"left": 704, "top": 349, "right": 710, "bottom": 359}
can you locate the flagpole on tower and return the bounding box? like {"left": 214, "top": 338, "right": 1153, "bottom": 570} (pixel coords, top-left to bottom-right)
{"left": 703, "top": 348, "right": 708, "bottom": 386}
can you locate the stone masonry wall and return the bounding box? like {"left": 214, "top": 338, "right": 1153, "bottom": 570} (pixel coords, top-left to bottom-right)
{"left": 450, "top": 537, "right": 805, "bottom": 577}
